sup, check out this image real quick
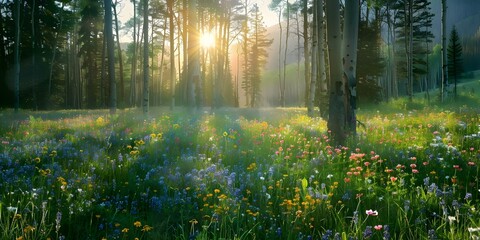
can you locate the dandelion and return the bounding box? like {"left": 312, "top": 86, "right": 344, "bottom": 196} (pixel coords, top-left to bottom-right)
{"left": 134, "top": 221, "right": 142, "bottom": 227}
{"left": 141, "top": 225, "right": 153, "bottom": 232}
{"left": 366, "top": 209, "right": 378, "bottom": 216}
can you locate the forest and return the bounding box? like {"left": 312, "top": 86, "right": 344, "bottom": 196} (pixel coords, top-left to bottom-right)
{"left": 2, "top": 0, "right": 479, "bottom": 112}
{"left": 2, "top": 0, "right": 480, "bottom": 239}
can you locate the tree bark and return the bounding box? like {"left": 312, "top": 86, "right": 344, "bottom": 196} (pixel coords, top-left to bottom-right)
{"left": 441, "top": 0, "right": 448, "bottom": 102}
{"left": 343, "top": 0, "right": 359, "bottom": 136}
{"left": 143, "top": 0, "right": 149, "bottom": 114}
{"left": 105, "top": 0, "right": 117, "bottom": 114}
{"left": 113, "top": 0, "right": 124, "bottom": 107}
{"left": 326, "top": 0, "right": 346, "bottom": 145}
{"left": 14, "top": 0, "right": 21, "bottom": 112}
{"left": 167, "top": 0, "right": 176, "bottom": 110}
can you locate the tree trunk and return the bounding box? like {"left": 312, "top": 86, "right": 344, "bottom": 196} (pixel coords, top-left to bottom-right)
{"left": 282, "top": 1, "right": 289, "bottom": 107}
{"left": 307, "top": 0, "right": 319, "bottom": 116}
{"left": 130, "top": 0, "right": 137, "bottom": 107}
{"left": 343, "top": 0, "right": 359, "bottom": 136}
{"left": 441, "top": 0, "right": 448, "bottom": 102}
{"left": 167, "top": 0, "right": 176, "bottom": 110}
{"left": 303, "top": 0, "right": 310, "bottom": 108}
{"left": 14, "top": 0, "right": 21, "bottom": 112}
{"left": 105, "top": 0, "right": 116, "bottom": 114}
{"left": 187, "top": 0, "right": 201, "bottom": 108}
{"left": 143, "top": 0, "right": 149, "bottom": 114}
{"left": 326, "top": 0, "right": 346, "bottom": 145}
{"left": 113, "top": 0, "right": 124, "bottom": 107}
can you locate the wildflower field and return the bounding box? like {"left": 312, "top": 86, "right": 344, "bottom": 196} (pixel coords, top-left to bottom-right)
{"left": 1, "top": 105, "right": 480, "bottom": 240}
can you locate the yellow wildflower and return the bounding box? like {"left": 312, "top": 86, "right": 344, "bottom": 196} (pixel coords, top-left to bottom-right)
{"left": 134, "top": 221, "right": 142, "bottom": 228}
{"left": 141, "top": 225, "right": 153, "bottom": 232}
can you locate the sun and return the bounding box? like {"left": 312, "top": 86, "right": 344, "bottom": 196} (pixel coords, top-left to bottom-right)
{"left": 200, "top": 31, "right": 215, "bottom": 49}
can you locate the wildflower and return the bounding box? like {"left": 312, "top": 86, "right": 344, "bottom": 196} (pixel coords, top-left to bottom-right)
{"left": 404, "top": 200, "right": 411, "bottom": 211}
{"left": 122, "top": 228, "right": 129, "bottom": 233}
{"left": 141, "top": 225, "right": 153, "bottom": 232}
{"left": 327, "top": 174, "right": 333, "bottom": 179}
{"left": 34, "top": 157, "right": 41, "bottom": 163}
{"left": 447, "top": 216, "right": 456, "bottom": 224}
{"left": 134, "top": 221, "right": 142, "bottom": 227}
{"left": 23, "top": 225, "right": 35, "bottom": 233}
{"left": 363, "top": 226, "right": 373, "bottom": 238}
{"left": 390, "top": 176, "right": 397, "bottom": 182}
{"left": 428, "top": 229, "right": 437, "bottom": 239}
{"left": 55, "top": 211, "right": 62, "bottom": 232}
{"left": 374, "top": 225, "right": 383, "bottom": 231}
{"left": 383, "top": 225, "right": 390, "bottom": 240}
{"left": 223, "top": 131, "right": 228, "bottom": 137}
{"left": 465, "top": 192, "right": 473, "bottom": 200}
{"left": 468, "top": 227, "right": 480, "bottom": 233}
{"left": 366, "top": 209, "right": 378, "bottom": 216}
{"left": 412, "top": 169, "right": 419, "bottom": 174}
{"left": 7, "top": 206, "right": 17, "bottom": 213}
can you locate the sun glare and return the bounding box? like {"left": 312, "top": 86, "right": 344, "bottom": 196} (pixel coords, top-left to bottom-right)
{"left": 200, "top": 32, "right": 215, "bottom": 49}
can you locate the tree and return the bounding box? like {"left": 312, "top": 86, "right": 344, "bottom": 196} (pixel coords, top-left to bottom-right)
{"left": 14, "top": 0, "right": 21, "bottom": 112}
{"left": 105, "top": 0, "right": 116, "bottom": 114}
{"left": 343, "top": 0, "right": 359, "bottom": 135}
{"left": 113, "top": 0, "right": 125, "bottom": 106}
{"left": 269, "top": 0, "right": 285, "bottom": 107}
{"left": 326, "top": 0, "right": 346, "bottom": 145}
{"left": 441, "top": 0, "right": 448, "bottom": 102}
{"left": 393, "top": 0, "right": 434, "bottom": 100}
{"left": 245, "top": 4, "right": 273, "bottom": 107}
{"left": 79, "top": 0, "right": 103, "bottom": 108}
{"left": 167, "top": 0, "right": 176, "bottom": 110}
{"left": 187, "top": 0, "right": 201, "bottom": 108}
{"left": 447, "top": 25, "right": 463, "bottom": 100}
{"left": 143, "top": 0, "right": 149, "bottom": 114}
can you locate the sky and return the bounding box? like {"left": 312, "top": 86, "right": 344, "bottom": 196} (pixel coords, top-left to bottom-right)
{"left": 116, "top": 0, "right": 277, "bottom": 42}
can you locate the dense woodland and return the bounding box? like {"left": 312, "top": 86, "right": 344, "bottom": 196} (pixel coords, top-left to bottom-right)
{"left": 1, "top": 0, "right": 479, "bottom": 115}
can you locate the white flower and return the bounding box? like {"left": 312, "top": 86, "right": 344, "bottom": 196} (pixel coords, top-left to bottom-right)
{"left": 6, "top": 206, "right": 18, "bottom": 213}
{"left": 448, "top": 216, "right": 456, "bottom": 224}
{"left": 327, "top": 174, "right": 333, "bottom": 179}
{"left": 365, "top": 209, "right": 378, "bottom": 216}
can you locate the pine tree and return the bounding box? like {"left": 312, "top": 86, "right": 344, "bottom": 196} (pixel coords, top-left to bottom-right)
{"left": 447, "top": 25, "right": 463, "bottom": 100}
{"left": 242, "top": 4, "right": 272, "bottom": 108}
{"left": 78, "top": 0, "right": 103, "bottom": 108}
{"left": 393, "top": 0, "right": 434, "bottom": 100}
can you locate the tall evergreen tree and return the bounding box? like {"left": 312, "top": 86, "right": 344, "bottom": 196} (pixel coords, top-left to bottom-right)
{"left": 447, "top": 25, "right": 463, "bottom": 100}
{"left": 246, "top": 4, "right": 272, "bottom": 107}
{"left": 393, "top": 0, "right": 434, "bottom": 100}
{"left": 78, "top": 0, "right": 103, "bottom": 108}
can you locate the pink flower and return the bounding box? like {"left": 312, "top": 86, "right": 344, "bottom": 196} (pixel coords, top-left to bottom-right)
{"left": 390, "top": 176, "right": 397, "bottom": 182}
{"left": 410, "top": 164, "right": 417, "bottom": 169}
{"left": 412, "top": 169, "right": 419, "bottom": 174}
{"left": 366, "top": 209, "right": 378, "bottom": 216}
{"left": 374, "top": 225, "right": 383, "bottom": 231}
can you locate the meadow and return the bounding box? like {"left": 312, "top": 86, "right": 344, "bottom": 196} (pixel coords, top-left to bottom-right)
{"left": 1, "top": 98, "right": 480, "bottom": 239}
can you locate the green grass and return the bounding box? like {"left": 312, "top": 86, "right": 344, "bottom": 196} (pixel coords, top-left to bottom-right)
{"left": 1, "top": 91, "right": 480, "bottom": 239}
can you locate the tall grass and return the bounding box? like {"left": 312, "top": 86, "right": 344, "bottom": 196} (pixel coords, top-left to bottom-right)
{"left": 0, "top": 105, "right": 479, "bottom": 239}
